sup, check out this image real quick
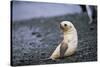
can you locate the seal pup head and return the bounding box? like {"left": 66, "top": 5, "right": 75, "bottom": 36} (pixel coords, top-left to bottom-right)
{"left": 60, "top": 21, "right": 74, "bottom": 32}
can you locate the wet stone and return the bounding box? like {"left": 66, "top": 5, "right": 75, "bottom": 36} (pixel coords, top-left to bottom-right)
{"left": 36, "top": 33, "right": 42, "bottom": 37}
{"left": 31, "top": 32, "right": 37, "bottom": 35}
{"left": 29, "top": 42, "right": 35, "bottom": 45}
{"left": 90, "top": 27, "right": 94, "bottom": 30}
{"left": 41, "top": 52, "right": 46, "bottom": 56}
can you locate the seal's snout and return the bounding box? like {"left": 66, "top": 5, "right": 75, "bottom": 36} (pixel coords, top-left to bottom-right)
{"left": 60, "top": 23, "right": 64, "bottom": 30}
{"left": 60, "top": 21, "right": 69, "bottom": 31}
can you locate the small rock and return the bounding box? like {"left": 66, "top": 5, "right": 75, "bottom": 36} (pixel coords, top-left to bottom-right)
{"left": 29, "top": 42, "right": 35, "bottom": 45}
{"left": 90, "top": 27, "right": 94, "bottom": 30}
{"left": 41, "top": 52, "right": 46, "bottom": 56}
{"left": 36, "top": 34, "right": 42, "bottom": 37}
{"left": 32, "top": 32, "right": 36, "bottom": 35}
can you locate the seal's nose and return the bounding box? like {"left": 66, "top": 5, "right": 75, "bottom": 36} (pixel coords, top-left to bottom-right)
{"left": 60, "top": 23, "right": 64, "bottom": 30}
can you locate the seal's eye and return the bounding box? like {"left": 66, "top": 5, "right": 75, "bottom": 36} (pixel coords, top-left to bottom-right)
{"left": 64, "top": 24, "right": 67, "bottom": 26}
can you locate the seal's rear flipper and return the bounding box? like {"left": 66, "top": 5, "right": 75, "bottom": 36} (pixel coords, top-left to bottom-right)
{"left": 40, "top": 58, "right": 57, "bottom": 62}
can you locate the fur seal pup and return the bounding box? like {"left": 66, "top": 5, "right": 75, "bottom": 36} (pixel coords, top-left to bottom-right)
{"left": 50, "top": 21, "right": 78, "bottom": 60}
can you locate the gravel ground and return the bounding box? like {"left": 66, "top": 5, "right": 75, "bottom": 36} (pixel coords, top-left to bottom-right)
{"left": 11, "top": 13, "right": 97, "bottom": 66}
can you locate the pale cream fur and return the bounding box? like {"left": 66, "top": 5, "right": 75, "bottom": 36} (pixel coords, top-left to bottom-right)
{"left": 50, "top": 21, "right": 78, "bottom": 60}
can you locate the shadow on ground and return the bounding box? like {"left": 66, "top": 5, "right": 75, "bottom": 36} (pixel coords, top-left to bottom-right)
{"left": 11, "top": 13, "right": 97, "bottom": 66}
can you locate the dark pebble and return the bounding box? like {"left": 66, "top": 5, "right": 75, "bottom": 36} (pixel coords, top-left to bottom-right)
{"left": 20, "top": 60, "right": 24, "bottom": 63}
{"left": 32, "top": 32, "right": 37, "bottom": 35}
{"left": 36, "top": 34, "right": 42, "bottom": 37}
{"left": 90, "top": 27, "right": 94, "bottom": 30}
{"left": 41, "top": 52, "right": 46, "bottom": 56}
{"left": 29, "top": 42, "right": 35, "bottom": 45}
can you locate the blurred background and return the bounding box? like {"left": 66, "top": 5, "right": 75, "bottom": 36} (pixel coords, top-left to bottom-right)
{"left": 11, "top": 1, "right": 97, "bottom": 66}
{"left": 12, "top": 1, "right": 82, "bottom": 21}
